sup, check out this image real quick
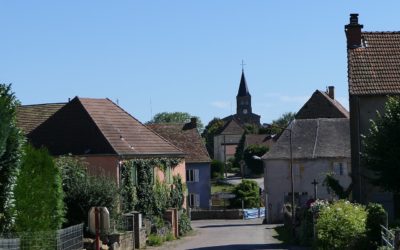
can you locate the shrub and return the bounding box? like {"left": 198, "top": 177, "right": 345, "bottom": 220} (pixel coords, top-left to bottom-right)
{"left": 165, "top": 231, "right": 175, "bottom": 241}
{"left": 316, "top": 200, "right": 367, "bottom": 250}
{"left": 230, "top": 179, "right": 260, "bottom": 208}
{"left": 178, "top": 211, "right": 192, "bottom": 236}
{"left": 211, "top": 160, "right": 224, "bottom": 179}
{"left": 152, "top": 179, "right": 170, "bottom": 217}
{"left": 298, "top": 208, "right": 314, "bottom": 246}
{"left": 147, "top": 233, "right": 164, "bottom": 246}
{"left": 0, "top": 84, "right": 25, "bottom": 233}
{"left": 56, "top": 156, "right": 119, "bottom": 227}
{"left": 14, "top": 145, "right": 65, "bottom": 232}
{"left": 366, "top": 203, "right": 387, "bottom": 248}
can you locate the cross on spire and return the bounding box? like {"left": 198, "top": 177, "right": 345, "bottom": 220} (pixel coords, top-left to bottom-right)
{"left": 241, "top": 60, "right": 246, "bottom": 71}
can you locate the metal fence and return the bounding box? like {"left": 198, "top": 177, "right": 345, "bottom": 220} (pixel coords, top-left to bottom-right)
{"left": 0, "top": 223, "right": 83, "bottom": 250}
{"left": 381, "top": 224, "right": 395, "bottom": 249}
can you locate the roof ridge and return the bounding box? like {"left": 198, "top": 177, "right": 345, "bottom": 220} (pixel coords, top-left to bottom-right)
{"left": 19, "top": 102, "right": 66, "bottom": 107}
{"left": 319, "top": 91, "right": 349, "bottom": 117}
{"left": 362, "top": 31, "right": 400, "bottom": 34}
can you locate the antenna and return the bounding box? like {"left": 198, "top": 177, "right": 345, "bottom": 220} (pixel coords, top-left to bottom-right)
{"left": 116, "top": 99, "right": 119, "bottom": 105}
{"left": 150, "top": 97, "right": 153, "bottom": 120}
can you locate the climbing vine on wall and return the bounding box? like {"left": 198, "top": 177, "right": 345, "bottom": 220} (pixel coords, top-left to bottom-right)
{"left": 120, "top": 158, "right": 182, "bottom": 216}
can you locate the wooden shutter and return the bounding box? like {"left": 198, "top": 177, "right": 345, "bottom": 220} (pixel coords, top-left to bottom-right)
{"left": 194, "top": 169, "right": 200, "bottom": 182}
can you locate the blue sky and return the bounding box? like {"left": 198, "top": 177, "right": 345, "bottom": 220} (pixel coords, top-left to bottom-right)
{"left": 2, "top": 1, "right": 400, "bottom": 125}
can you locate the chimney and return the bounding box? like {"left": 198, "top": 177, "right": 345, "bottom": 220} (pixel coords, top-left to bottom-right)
{"left": 327, "top": 86, "right": 335, "bottom": 99}
{"left": 190, "top": 117, "right": 197, "bottom": 128}
{"left": 345, "top": 13, "right": 364, "bottom": 49}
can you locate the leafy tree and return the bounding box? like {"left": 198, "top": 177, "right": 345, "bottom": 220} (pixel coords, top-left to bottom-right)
{"left": 363, "top": 97, "right": 400, "bottom": 194}
{"left": 210, "top": 159, "right": 224, "bottom": 179}
{"left": 170, "top": 175, "right": 184, "bottom": 209}
{"left": 323, "top": 173, "right": 352, "bottom": 199}
{"left": 56, "top": 156, "right": 119, "bottom": 226}
{"left": 230, "top": 180, "right": 260, "bottom": 208}
{"left": 14, "top": 145, "right": 65, "bottom": 232}
{"left": 201, "top": 118, "right": 224, "bottom": 158}
{"left": 147, "top": 112, "right": 204, "bottom": 131}
{"left": 0, "top": 84, "right": 25, "bottom": 233}
{"left": 266, "top": 112, "right": 296, "bottom": 134}
{"left": 243, "top": 144, "right": 268, "bottom": 175}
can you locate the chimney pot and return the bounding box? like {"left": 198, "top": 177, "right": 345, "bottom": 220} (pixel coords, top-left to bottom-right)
{"left": 327, "top": 86, "right": 335, "bottom": 99}
{"left": 345, "top": 13, "right": 364, "bottom": 49}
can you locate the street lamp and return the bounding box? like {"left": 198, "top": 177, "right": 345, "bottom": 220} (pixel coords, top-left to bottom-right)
{"left": 264, "top": 121, "right": 296, "bottom": 236}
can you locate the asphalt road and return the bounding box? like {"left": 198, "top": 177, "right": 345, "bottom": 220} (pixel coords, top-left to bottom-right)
{"left": 147, "top": 219, "right": 307, "bottom": 250}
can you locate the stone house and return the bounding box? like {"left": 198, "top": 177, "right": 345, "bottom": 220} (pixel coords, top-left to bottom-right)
{"left": 345, "top": 13, "right": 400, "bottom": 219}
{"left": 262, "top": 118, "right": 351, "bottom": 223}
{"left": 17, "top": 97, "right": 186, "bottom": 190}
{"left": 149, "top": 118, "right": 211, "bottom": 209}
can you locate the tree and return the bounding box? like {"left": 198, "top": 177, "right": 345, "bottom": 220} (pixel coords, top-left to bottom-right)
{"left": 363, "top": 96, "right": 400, "bottom": 194}
{"left": 14, "top": 145, "right": 65, "bottom": 232}
{"left": 230, "top": 180, "right": 260, "bottom": 208}
{"left": 56, "top": 156, "right": 119, "bottom": 226}
{"left": 0, "top": 84, "right": 25, "bottom": 233}
{"left": 201, "top": 118, "right": 225, "bottom": 158}
{"left": 265, "top": 112, "right": 296, "bottom": 134}
{"left": 243, "top": 144, "right": 268, "bottom": 175}
{"left": 147, "top": 112, "right": 204, "bottom": 131}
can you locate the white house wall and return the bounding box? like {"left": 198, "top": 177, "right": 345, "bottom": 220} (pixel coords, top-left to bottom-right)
{"left": 264, "top": 158, "right": 351, "bottom": 223}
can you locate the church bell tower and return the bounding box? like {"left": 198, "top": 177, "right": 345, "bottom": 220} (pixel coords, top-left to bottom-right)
{"left": 236, "top": 69, "right": 252, "bottom": 116}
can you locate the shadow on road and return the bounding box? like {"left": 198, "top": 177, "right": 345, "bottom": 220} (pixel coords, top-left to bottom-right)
{"left": 198, "top": 223, "right": 262, "bottom": 228}
{"left": 188, "top": 243, "right": 289, "bottom": 250}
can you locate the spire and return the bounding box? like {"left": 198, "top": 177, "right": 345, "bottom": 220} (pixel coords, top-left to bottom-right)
{"left": 237, "top": 70, "right": 250, "bottom": 97}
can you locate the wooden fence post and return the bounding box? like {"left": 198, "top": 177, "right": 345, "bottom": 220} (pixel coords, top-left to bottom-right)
{"left": 394, "top": 229, "right": 400, "bottom": 250}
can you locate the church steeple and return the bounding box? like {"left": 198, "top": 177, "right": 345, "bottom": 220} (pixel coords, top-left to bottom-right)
{"left": 236, "top": 70, "right": 252, "bottom": 116}
{"left": 237, "top": 70, "right": 250, "bottom": 97}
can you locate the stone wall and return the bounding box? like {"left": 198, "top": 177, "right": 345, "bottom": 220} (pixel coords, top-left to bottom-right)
{"left": 190, "top": 209, "right": 243, "bottom": 220}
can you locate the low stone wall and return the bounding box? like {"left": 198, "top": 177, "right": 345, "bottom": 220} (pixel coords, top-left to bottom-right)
{"left": 191, "top": 209, "right": 243, "bottom": 220}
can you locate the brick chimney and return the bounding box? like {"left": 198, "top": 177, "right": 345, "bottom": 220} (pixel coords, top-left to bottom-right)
{"left": 327, "top": 86, "right": 335, "bottom": 99}
{"left": 345, "top": 13, "right": 364, "bottom": 49}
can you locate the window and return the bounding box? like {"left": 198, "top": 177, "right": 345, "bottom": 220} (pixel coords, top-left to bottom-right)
{"left": 166, "top": 166, "right": 173, "bottom": 184}
{"left": 333, "top": 162, "right": 347, "bottom": 176}
{"left": 188, "top": 193, "right": 200, "bottom": 208}
{"left": 186, "top": 169, "right": 199, "bottom": 182}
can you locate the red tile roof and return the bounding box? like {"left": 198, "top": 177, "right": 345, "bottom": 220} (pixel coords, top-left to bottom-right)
{"left": 348, "top": 32, "right": 400, "bottom": 95}
{"left": 148, "top": 123, "right": 211, "bottom": 163}
{"left": 29, "top": 97, "right": 183, "bottom": 157}
{"left": 17, "top": 103, "right": 66, "bottom": 134}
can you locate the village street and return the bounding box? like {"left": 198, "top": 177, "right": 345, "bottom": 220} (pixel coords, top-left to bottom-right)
{"left": 148, "top": 219, "right": 307, "bottom": 250}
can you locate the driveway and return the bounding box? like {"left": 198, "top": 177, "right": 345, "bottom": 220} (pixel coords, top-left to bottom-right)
{"left": 147, "top": 219, "right": 308, "bottom": 250}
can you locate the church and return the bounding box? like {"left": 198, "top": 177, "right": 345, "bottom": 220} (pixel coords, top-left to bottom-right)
{"left": 213, "top": 70, "right": 261, "bottom": 163}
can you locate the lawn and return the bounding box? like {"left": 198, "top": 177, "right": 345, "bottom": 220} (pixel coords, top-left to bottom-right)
{"left": 211, "top": 180, "right": 235, "bottom": 194}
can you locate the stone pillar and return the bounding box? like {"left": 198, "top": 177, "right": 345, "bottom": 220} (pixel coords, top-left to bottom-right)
{"left": 132, "top": 212, "right": 142, "bottom": 249}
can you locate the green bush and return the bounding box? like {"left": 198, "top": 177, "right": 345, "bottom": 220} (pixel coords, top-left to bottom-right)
{"left": 147, "top": 233, "right": 164, "bottom": 246}
{"left": 152, "top": 179, "right": 170, "bottom": 217}
{"left": 56, "top": 156, "right": 119, "bottom": 227}
{"left": 230, "top": 179, "right": 260, "bottom": 208}
{"left": 298, "top": 208, "right": 314, "bottom": 246}
{"left": 316, "top": 200, "right": 367, "bottom": 250}
{"left": 14, "top": 145, "right": 65, "bottom": 232}
{"left": 165, "top": 231, "right": 175, "bottom": 241}
{"left": 0, "top": 84, "right": 25, "bottom": 233}
{"left": 211, "top": 160, "right": 224, "bottom": 179}
{"left": 178, "top": 211, "right": 192, "bottom": 236}
{"left": 366, "top": 203, "right": 387, "bottom": 248}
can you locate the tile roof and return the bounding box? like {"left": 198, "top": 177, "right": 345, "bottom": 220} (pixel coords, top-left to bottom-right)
{"left": 245, "top": 134, "right": 274, "bottom": 148}
{"left": 148, "top": 123, "right": 211, "bottom": 163}
{"left": 219, "top": 118, "right": 245, "bottom": 135}
{"left": 16, "top": 103, "right": 66, "bottom": 134}
{"left": 28, "top": 97, "right": 183, "bottom": 157}
{"left": 348, "top": 32, "right": 400, "bottom": 95}
{"left": 262, "top": 118, "right": 350, "bottom": 160}
{"left": 295, "top": 90, "right": 349, "bottom": 119}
